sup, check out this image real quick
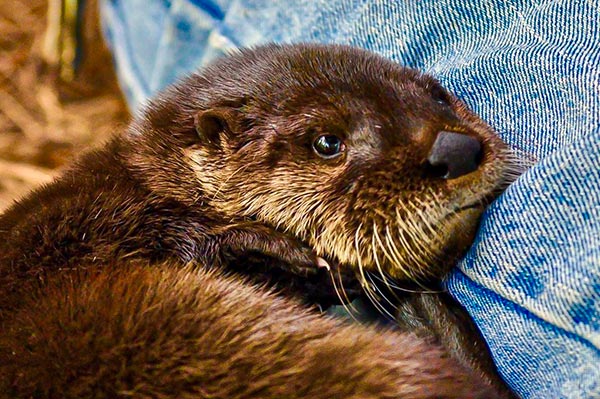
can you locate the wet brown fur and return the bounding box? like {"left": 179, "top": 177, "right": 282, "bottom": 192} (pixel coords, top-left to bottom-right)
{"left": 0, "top": 44, "right": 516, "bottom": 397}
{"left": 1, "top": 262, "right": 503, "bottom": 399}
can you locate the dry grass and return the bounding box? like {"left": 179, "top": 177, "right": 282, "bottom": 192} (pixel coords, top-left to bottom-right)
{"left": 0, "top": 0, "right": 128, "bottom": 211}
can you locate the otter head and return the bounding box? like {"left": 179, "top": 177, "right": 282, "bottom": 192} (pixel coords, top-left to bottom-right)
{"left": 131, "top": 43, "right": 519, "bottom": 282}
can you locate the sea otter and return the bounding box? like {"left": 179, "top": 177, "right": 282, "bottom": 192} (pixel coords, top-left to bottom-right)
{"left": 0, "top": 43, "right": 517, "bottom": 398}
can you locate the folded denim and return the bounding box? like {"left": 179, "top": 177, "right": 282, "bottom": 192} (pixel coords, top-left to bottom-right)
{"left": 100, "top": 1, "right": 600, "bottom": 397}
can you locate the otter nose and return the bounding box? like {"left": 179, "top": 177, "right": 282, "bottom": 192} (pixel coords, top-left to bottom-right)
{"left": 426, "top": 131, "right": 482, "bottom": 179}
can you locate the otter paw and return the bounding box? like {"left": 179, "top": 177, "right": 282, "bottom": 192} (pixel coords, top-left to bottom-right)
{"left": 273, "top": 242, "right": 323, "bottom": 277}
{"left": 217, "top": 222, "right": 325, "bottom": 276}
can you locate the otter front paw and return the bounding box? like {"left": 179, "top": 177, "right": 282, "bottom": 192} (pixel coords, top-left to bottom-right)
{"left": 216, "top": 222, "right": 326, "bottom": 277}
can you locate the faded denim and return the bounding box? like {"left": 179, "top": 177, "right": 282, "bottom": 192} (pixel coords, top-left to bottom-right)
{"left": 100, "top": 1, "right": 600, "bottom": 397}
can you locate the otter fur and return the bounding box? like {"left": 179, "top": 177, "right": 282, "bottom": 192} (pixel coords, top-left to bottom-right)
{"left": 2, "top": 263, "right": 499, "bottom": 399}
{"left": 0, "top": 43, "right": 516, "bottom": 398}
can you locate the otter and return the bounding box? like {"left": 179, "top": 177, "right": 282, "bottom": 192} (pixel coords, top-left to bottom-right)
{"left": 0, "top": 43, "right": 517, "bottom": 398}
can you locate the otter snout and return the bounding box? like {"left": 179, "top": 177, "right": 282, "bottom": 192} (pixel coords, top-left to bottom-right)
{"left": 426, "top": 131, "right": 482, "bottom": 179}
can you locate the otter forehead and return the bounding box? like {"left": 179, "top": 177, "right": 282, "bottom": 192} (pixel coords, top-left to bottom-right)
{"left": 191, "top": 44, "right": 441, "bottom": 111}
{"left": 215, "top": 46, "right": 459, "bottom": 150}
{"left": 250, "top": 49, "right": 442, "bottom": 114}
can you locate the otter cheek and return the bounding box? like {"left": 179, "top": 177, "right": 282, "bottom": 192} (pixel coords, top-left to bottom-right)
{"left": 438, "top": 207, "right": 483, "bottom": 274}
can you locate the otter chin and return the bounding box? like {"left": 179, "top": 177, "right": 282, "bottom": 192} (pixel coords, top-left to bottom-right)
{"left": 0, "top": 43, "right": 519, "bottom": 398}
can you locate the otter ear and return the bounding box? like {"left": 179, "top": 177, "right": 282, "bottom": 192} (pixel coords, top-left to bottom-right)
{"left": 193, "top": 107, "right": 240, "bottom": 147}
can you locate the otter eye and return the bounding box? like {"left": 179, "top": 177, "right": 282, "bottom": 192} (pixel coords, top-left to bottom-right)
{"left": 313, "top": 135, "right": 344, "bottom": 159}
{"left": 431, "top": 85, "right": 451, "bottom": 106}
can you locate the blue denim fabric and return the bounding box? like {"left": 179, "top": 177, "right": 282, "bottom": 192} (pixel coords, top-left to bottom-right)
{"left": 100, "top": 1, "right": 600, "bottom": 397}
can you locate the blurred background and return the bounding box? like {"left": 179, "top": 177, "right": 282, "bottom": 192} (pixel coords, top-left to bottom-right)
{"left": 0, "top": 0, "right": 127, "bottom": 211}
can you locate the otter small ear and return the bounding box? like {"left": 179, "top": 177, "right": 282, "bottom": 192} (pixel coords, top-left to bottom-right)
{"left": 194, "top": 108, "right": 239, "bottom": 146}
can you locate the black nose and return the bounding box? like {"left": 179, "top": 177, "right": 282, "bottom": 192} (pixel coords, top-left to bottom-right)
{"left": 426, "top": 131, "right": 482, "bottom": 179}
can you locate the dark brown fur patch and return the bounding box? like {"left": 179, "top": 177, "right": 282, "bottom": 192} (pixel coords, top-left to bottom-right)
{"left": 0, "top": 263, "right": 498, "bottom": 399}
{"left": 0, "top": 43, "right": 516, "bottom": 398}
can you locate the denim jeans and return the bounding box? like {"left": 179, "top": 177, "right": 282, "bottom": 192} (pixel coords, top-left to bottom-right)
{"left": 100, "top": 1, "right": 600, "bottom": 397}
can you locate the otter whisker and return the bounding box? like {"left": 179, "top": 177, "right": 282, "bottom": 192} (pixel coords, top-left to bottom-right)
{"left": 504, "top": 147, "right": 536, "bottom": 168}
{"left": 369, "top": 273, "right": 444, "bottom": 294}
{"left": 404, "top": 201, "right": 448, "bottom": 288}
{"left": 390, "top": 206, "right": 414, "bottom": 268}
{"left": 393, "top": 209, "right": 431, "bottom": 278}
{"left": 387, "top": 223, "right": 418, "bottom": 280}
{"left": 382, "top": 231, "right": 435, "bottom": 293}
{"left": 364, "top": 272, "right": 398, "bottom": 321}
{"left": 361, "top": 271, "right": 397, "bottom": 322}
{"left": 355, "top": 269, "right": 380, "bottom": 316}
{"left": 383, "top": 228, "right": 408, "bottom": 275}
{"left": 381, "top": 224, "right": 412, "bottom": 280}
{"left": 414, "top": 195, "right": 440, "bottom": 239}
{"left": 414, "top": 190, "right": 448, "bottom": 257}
{"left": 402, "top": 228, "right": 435, "bottom": 283}
{"left": 327, "top": 266, "right": 360, "bottom": 324}
{"left": 416, "top": 189, "right": 444, "bottom": 242}
{"left": 334, "top": 263, "right": 359, "bottom": 314}
{"left": 416, "top": 209, "right": 444, "bottom": 263}
{"left": 354, "top": 224, "right": 370, "bottom": 292}
{"left": 410, "top": 199, "right": 434, "bottom": 238}
{"left": 355, "top": 225, "right": 393, "bottom": 320}
{"left": 371, "top": 226, "right": 404, "bottom": 305}
{"left": 405, "top": 201, "right": 439, "bottom": 261}
{"left": 371, "top": 222, "right": 399, "bottom": 294}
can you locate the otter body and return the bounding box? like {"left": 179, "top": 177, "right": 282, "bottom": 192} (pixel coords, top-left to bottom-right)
{"left": 0, "top": 44, "right": 516, "bottom": 398}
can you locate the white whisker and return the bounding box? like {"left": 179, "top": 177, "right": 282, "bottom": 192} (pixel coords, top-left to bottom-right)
{"left": 355, "top": 224, "right": 393, "bottom": 319}
{"left": 371, "top": 222, "right": 396, "bottom": 291}
{"left": 327, "top": 267, "right": 360, "bottom": 324}
{"left": 364, "top": 271, "right": 397, "bottom": 321}
{"left": 369, "top": 273, "right": 444, "bottom": 294}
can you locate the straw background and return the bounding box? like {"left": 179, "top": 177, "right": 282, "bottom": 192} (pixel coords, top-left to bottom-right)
{"left": 0, "top": 0, "right": 128, "bottom": 211}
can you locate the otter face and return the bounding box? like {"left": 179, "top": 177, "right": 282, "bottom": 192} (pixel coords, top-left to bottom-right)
{"left": 147, "top": 44, "right": 520, "bottom": 282}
